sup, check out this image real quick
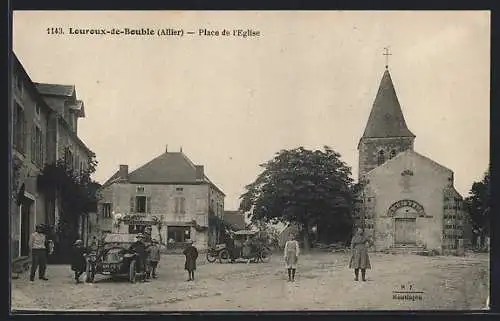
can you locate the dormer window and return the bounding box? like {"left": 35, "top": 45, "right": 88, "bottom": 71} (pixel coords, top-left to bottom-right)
{"left": 377, "top": 150, "right": 385, "bottom": 166}
{"left": 390, "top": 149, "right": 396, "bottom": 158}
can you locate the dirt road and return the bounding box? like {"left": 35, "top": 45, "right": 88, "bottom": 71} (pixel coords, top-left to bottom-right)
{"left": 11, "top": 252, "right": 489, "bottom": 311}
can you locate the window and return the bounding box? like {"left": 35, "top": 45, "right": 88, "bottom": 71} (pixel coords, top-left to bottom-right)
{"left": 15, "top": 75, "right": 24, "bottom": 97}
{"left": 35, "top": 103, "right": 40, "bottom": 117}
{"left": 31, "top": 125, "right": 43, "bottom": 166}
{"left": 167, "top": 226, "right": 191, "bottom": 243}
{"left": 176, "top": 187, "right": 184, "bottom": 192}
{"left": 136, "top": 186, "right": 145, "bottom": 193}
{"left": 64, "top": 147, "right": 73, "bottom": 170}
{"left": 390, "top": 149, "right": 396, "bottom": 158}
{"left": 102, "top": 203, "right": 112, "bottom": 218}
{"left": 174, "top": 197, "right": 186, "bottom": 214}
{"left": 13, "top": 103, "right": 26, "bottom": 154}
{"left": 377, "top": 150, "right": 385, "bottom": 165}
{"left": 136, "top": 196, "right": 147, "bottom": 213}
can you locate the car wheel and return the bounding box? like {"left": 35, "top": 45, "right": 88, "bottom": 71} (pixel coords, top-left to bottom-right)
{"left": 129, "top": 260, "right": 137, "bottom": 283}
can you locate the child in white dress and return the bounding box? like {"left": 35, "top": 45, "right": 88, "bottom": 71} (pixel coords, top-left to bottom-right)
{"left": 284, "top": 234, "right": 300, "bottom": 282}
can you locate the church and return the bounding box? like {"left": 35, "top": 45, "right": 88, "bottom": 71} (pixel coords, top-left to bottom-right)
{"left": 356, "top": 65, "right": 471, "bottom": 254}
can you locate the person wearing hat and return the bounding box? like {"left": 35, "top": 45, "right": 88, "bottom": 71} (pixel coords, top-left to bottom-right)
{"left": 182, "top": 239, "right": 198, "bottom": 281}
{"left": 71, "top": 239, "right": 88, "bottom": 284}
{"left": 29, "top": 224, "right": 49, "bottom": 281}
{"left": 130, "top": 233, "right": 148, "bottom": 282}
{"left": 147, "top": 239, "right": 161, "bottom": 279}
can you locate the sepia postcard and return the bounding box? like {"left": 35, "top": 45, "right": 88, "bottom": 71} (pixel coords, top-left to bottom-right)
{"left": 10, "top": 10, "right": 490, "bottom": 312}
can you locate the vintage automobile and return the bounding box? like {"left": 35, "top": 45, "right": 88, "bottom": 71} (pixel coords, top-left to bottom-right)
{"left": 206, "top": 230, "right": 272, "bottom": 264}
{"left": 85, "top": 233, "right": 145, "bottom": 283}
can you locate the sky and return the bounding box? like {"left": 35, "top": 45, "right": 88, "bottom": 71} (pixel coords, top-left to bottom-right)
{"left": 13, "top": 11, "right": 490, "bottom": 210}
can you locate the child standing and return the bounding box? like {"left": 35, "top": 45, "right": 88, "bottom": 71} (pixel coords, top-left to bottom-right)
{"left": 182, "top": 239, "right": 198, "bottom": 281}
{"left": 148, "top": 239, "right": 161, "bottom": 278}
{"left": 284, "top": 234, "right": 300, "bottom": 282}
{"left": 71, "top": 240, "right": 87, "bottom": 284}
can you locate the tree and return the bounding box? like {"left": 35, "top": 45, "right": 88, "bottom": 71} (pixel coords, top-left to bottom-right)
{"left": 37, "top": 153, "right": 101, "bottom": 261}
{"left": 464, "top": 167, "right": 490, "bottom": 246}
{"left": 239, "top": 146, "right": 355, "bottom": 250}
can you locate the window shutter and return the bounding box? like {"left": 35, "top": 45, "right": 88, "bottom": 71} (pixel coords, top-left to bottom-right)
{"left": 174, "top": 198, "right": 179, "bottom": 214}
{"left": 147, "top": 196, "right": 151, "bottom": 214}
{"left": 181, "top": 197, "right": 186, "bottom": 214}
{"left": 130, "top": 196, "right": 135, "bottom": 214}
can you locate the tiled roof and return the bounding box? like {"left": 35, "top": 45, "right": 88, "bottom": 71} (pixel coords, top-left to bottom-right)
{"left": 120, "top": 152, "right": 224, "bottom": 195}
{"left": 128, "top": 152, "right": 201, "bottom": 183}
{"left": 361, "top": 69, "right": 415, "bottom": 139}
{"left": 34, "top": 83, "right": 75, "bottom": 97}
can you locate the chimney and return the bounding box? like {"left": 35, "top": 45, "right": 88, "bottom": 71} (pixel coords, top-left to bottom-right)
{"left": 119, "top": 165, "right": 129, "bottom": 180}
{"left": 195, "top": 165, "right": 204, "bottom": 180}
{"left": 165, "top": 145, "right": 168, "bottom": 153}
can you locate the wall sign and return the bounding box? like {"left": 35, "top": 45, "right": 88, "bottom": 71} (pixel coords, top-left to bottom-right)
{"left": 387, "top": 199, "right": 426, "bottom": 217}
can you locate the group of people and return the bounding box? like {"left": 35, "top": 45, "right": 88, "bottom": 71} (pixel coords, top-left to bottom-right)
{"left": 29, "top": 223, "right": 372, "bottom": 285}
{"left": 69, "top": 230, "right": 161, "bottom": 284}
{"left": 283, "top": 227, "right": 372, "bottom": 282}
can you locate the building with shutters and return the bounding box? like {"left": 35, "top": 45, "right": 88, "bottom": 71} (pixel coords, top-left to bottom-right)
{"left": 97, "top": 147, "right": 225, "bottom": 250}
{"left": 355, "top": 66, "right": 472, "bottom": 254}
{"left": 10, "top": 53, "right": 95, "bottom": 259}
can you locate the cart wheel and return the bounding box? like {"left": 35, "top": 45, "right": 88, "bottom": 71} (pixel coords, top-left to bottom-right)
{"left": 218, "top": 249, "right": 230, "bottom": 263}
{"left": 129, "top": 260, "right": 137, "bottom": 283}
{"left": 260, "top": 249, "right": 271, "bottom": 263}
{"left": 206, "top": 251, "right": 217, "bottom": 263}
{"left": 85, "top": 263, "right": 95, "bottom": 283}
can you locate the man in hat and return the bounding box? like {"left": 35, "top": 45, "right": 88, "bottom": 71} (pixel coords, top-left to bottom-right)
{"left": 29, "top": 224, "right": 49, "bottom": 281}
{"left": 71, "top": 240, "right": 88, "bottom": 284}
{"left": 130, "top": 233, "right": 148, "bottom": 282}
{"left": 182, "top": 239, "right": 198, "bottom": 281}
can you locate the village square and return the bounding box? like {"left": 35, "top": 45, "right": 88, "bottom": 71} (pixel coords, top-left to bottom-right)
{"left": 10, "top": 11, "right": 490, "bottom": 312}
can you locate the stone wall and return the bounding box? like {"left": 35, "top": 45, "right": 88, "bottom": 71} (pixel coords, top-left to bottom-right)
{"left": 358, "top": 137, "right": 414, "bottom": 179}
{"left": 98, "top": 182, "right": 219, "bottom": 250}
{"left": 366, "top": 151, "right": 454, "bottom": 252}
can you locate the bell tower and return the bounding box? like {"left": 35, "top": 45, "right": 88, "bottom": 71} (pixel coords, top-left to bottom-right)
{"left": 358, "top": 64, "right": 415, "bottom": 179}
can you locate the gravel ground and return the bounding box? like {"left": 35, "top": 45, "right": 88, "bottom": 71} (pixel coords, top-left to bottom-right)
{"left": 11, "top": 252, "right": 489, "bottom": 312}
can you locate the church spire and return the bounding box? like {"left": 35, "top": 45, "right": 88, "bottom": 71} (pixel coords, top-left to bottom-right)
{"left": 361, "top": 69, "right": 415, "bottom": 139}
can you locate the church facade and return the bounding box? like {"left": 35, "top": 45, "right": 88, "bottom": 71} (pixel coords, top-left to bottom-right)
{"left": 356, "top": 68, "right": 471, "bottom": 254}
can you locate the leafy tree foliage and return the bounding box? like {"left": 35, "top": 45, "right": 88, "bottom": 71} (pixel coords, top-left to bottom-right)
{"left": 37, "top": 153, "right": 100, "bottom": 259}
{"left": 239, "top": 146, "right": 355, "bottom": 249}
{"left": 464, "top": 167, "right": 490, "bottom": 242}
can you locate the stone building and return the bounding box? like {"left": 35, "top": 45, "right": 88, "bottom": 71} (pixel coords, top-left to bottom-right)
{"left": 355, "top": 67, "right": 471, "bottom": 254}
{"left": 10, "top": 54, "right": 53, "bottom": 259}
{"left": 10, "top": 52, "right": 95, "bottom": 259}
{"left": 35, "top": 82, "right": 94, "bottom": 230}
{"left": 98, "top": 147, "right": 225, "bottom": 250}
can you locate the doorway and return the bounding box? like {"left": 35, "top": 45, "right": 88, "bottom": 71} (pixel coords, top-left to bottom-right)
{"left": 20, "top": 197, "right": 34, "bottom": 256}
{"left": 394, "top": 218, "right": 417, "bottom": 245}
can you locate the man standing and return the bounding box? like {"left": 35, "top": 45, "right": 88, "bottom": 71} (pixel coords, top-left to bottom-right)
{"left": 130, "top": 233, "right": 148, "bottom": 282}
{"left": 30, "top": 225, "right": 49, "bottom": 281}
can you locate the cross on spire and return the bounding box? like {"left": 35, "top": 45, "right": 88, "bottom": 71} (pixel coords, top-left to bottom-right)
{"left": 383, "top": 47, "right": 392, "bottom": 69}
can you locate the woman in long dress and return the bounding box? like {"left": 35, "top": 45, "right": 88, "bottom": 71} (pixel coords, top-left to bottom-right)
{"left": 349, "top": 227, "right": 372, "bottom": 281}
{"left": 284, "top": 234, "right": 300, "bottom": 282}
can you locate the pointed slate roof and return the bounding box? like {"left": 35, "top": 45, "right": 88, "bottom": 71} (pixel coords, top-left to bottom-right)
{"left": 361, "top": 69, "right": 415, "bottom": 138}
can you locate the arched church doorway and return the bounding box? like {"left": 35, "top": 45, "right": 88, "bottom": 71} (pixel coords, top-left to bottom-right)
{"left": 387, "top": 200, "right": 425, "bottom": 246}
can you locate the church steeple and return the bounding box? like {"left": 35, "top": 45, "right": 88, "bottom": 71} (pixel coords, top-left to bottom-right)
{"left": 361, "top": 69, "right": 415, "bottom": 139}
{"left": 357, "top": 67, "right": 415, "bottom": 179}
